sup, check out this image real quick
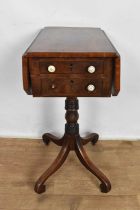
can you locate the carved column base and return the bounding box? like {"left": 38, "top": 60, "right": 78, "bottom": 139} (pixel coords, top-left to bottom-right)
{"left": 34, "top": 97, "right": 111, "bottom": 194}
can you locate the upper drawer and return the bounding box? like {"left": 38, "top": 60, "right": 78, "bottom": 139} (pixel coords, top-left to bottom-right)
{"left": 29, "top": 58, "right": 104, "bottom": 75}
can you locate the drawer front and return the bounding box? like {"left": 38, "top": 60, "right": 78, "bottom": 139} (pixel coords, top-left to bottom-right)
{"left": 31, "top": 75, "right": 112, "bottom": 97}
{"left": 29, "top": 58, "right": 104, "bottom": 76}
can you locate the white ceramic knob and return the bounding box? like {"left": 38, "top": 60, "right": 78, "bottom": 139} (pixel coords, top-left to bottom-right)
{"left": 51, "top": 84, "right": 56, "bottom": 89}
{"left": 87, "top": 84, "right": 95, "bottom": 92}
{"left": 48, "top": 65, "right": 56, "bottom": 73}
{"left": 88, "top": 66, "right": 95, "bottom": 73}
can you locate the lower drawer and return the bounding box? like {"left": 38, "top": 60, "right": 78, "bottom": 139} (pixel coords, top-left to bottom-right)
{"left": 31, "top": 75, "right": 112, "bottom": 97}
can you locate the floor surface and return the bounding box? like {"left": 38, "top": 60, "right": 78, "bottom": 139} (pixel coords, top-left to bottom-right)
{"left": 0, "top": 138, "right": 140, "bottom": 210}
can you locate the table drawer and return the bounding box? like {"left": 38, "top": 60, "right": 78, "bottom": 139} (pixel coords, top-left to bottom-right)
{"left": 29, "top": 58, "right": 104, "bottom": 76}
{"left": 31, "top": 75, "right": 112, "bottom": 97}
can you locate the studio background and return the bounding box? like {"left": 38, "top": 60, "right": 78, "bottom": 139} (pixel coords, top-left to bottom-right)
{"left": 0, "top": 0, "right": 139, "bottom": 140}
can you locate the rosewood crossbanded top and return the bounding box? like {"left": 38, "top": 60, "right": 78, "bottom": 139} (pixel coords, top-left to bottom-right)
{"left": 25, "top": 27, "right": 119, "bottom": 58}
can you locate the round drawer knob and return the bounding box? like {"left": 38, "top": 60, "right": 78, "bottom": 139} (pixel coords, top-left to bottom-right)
{"left": 51, "top": 84, "right": 56, "bottom": 89}
{"left": 88, "top": 66, "right": 95, "bottom": 73}
{"left": 87, "top": 84, "right": 95, "bottom": 92}
{"left": 48, "top": 65, "right": 56, "bottom": 73}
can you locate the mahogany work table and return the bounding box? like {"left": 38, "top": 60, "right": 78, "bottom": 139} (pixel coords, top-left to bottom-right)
{"left": 22, "top": 27, "right": 120, "bottom": 194}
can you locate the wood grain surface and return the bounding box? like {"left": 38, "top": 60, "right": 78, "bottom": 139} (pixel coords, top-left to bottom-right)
{"left": 25, "top": 27, "right": 119, "bottom": 58}
{"left": 0, "top": 138, "right": 139, "bottom": 210}
{"left": 22, "top": 27, "right": 120, "bottom": 96}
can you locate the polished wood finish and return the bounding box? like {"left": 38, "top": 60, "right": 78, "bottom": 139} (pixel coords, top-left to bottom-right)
{"left": 22, "top": 27, "right": 120, "bottom": 96}
{"left": 22, "top": 27, "right": 121, "bottom": 194}
{"left": 29, "top": 58, "right": 104, "bottom": 75}
{"left": 75, "top": 137, "right": 111, "bottom": 193}
{"left": 24, "top": 27, "right": 119, "bottom": 57}
{"left": 29, "top": 57, "right": 113, "bottom": 97}
{"left": 22, "top": 56, "right": 31, "bottom": 95}
{"left": 35, "top": 97, "right": 111, "bottom": 194}
{"left": 31, "top": 76, "right": 107, "bottom": 97}
{"left": 34, "top": 137, "right": 70, "bottom": 194}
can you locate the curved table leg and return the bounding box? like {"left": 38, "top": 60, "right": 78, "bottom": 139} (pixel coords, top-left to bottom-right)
{"left": 81, "top": 133, "right": 99, "bottom": 145}
{"left": 34, "top": 138, "right": 70, "bottom": 194}
{"left": 42, "top": 133, "right": 64, "bottom": 146}
{"left": 75, "top": 137, "right": 111, "bottom": 193}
